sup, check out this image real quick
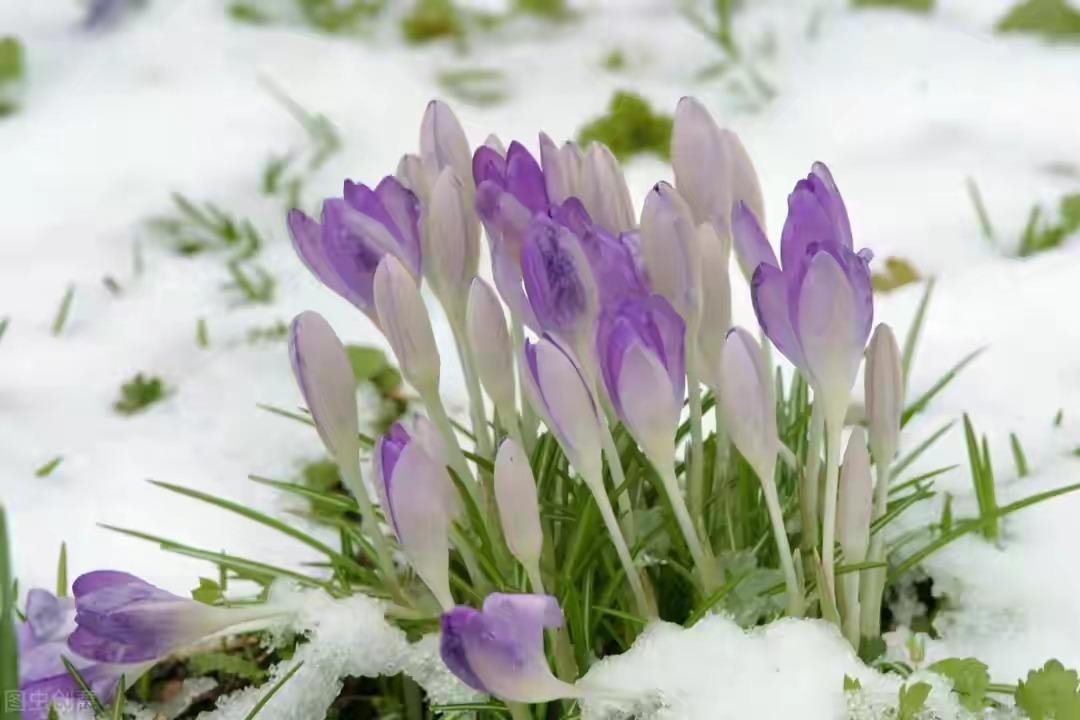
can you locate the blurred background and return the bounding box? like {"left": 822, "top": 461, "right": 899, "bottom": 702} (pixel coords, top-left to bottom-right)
{"left": 1, "top": 0, "right": 1078, "bottom": 678}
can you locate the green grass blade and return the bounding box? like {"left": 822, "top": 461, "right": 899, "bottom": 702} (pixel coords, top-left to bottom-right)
{"left": 248, "top": 475, "right": 358, "bottom": 513}
{"left": 243, "top": 661, "right": 305, "bottom": 720}
{"left": 893, "top": 421, "right": 955, "bottom": 477}
{"left": 901, "top": 278, "right": 935, "bottom": 389}
{"left": 1009, "top": 433, "right": 1029, "bottom": 478}
{"left": 56, "top": 542, "right": 68, "bottom": 597}
{"left": 1, "top": 505, "right": 19, "bottom": 716}
{"left": 966, "top": 177, "right": 997, "bottom": 245}
{"left": 51, "top": 285, "right": 76, "bottom": 336}
{"left": 61, "top": 656, "right": 108, "bottom": 716}
{"left": 686, "top": 570, "right": 750, "bottom": 626}
{"left": 889, "top": 481, "right": 1080, "bottom": 581}
{"left": 111, "top": 675, "right": 127, "bottom": 720}
{"left": 902, "top": 348, "right": 984, "bottom": 427}
{"left": 889, "top": 465, "right": 958, "bottom": 496}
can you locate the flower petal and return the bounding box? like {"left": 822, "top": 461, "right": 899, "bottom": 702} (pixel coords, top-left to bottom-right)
{"left": 494, "top": 439, "right": 543, "bottom": 565}
{"left": 731, "top": 200, "right": 778, "bottom": 280}
{"left": 794, "top": 250, "right": 861, "bottom": 409}
{"left": 578, "top": 142, "right": 635, "bottom": 235}
{"left": 750, "top": 262, "right": 804, "bottom": 370}
{"left": 467, "top": 278, "right": 516, "bottom": 417}
{"left": 719, "top": 328, "right": 778, "bottom": 479}
{"left": 420, "top": 100, "right": 473, "bottom": 189}
{"left": 374, "top": 255, "right": 441, "bottom": 394}
{"left": 639, "top": 182, "right": 701, "bottom": 322}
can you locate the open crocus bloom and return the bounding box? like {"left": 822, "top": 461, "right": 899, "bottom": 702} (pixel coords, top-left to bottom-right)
{"left": 17, "top": 588, "right": 141, "bottom": 720}
{"left": 440, "top": 593, "right": 581, "bottom": 703}
{"left": 737, "top": 162, "right": 873, "bottom": 422}
{"left": 288, "top": 176, "right": 422, "bottom": 323}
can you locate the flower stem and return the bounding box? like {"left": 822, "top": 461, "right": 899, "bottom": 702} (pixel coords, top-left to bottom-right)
{"left": 599, "top": 421, "right": 637, "bottom": 544}
{"left": 841, "top": 571, "right": 861, "bottom": 647}
{"left": 659, "top": 466, "right": 718, "bottom": 593}
{"left": 508, "top": 703, "right": 532, "bottom": 720}
{"left": 341, "top": 464, "right": 408, "bottom": 606}
{"left": 512, "top": 317, "right": 539, "bottom": 453}
{"left": 820, "top": 418, "right": 842, "bottom": 619}
{"left": 421, "top": 389, "right": 478, "bottom": 491}
{"left": 584, "top": 471, "right": 652, "bottom": 618}
{"left": 685, "top": 337, "right": 707, "bottom": 534}
{"left": 801, "top": 401, "right": 824, "bottom": 553}
{"left": 860, "top": 460, "right": 891, "bottom": 640}
{"left": 758, "top": 460, "right": 803, "bottom": 617}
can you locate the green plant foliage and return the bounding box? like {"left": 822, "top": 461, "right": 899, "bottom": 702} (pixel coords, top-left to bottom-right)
{"left": 997, "top": 0, "right": 1080, "bottom": 38}
{"left": 1, "top": 506, "right": 18, "bottom": 715}
{"left": 962, "top": 414, "right": 998, "bottom": 541}
{"left": 189, "top": 652, "right": 268, "bottom": 683}
{"left": 897, "top": 681, "right": 932, "bottom": 720}
{"left": 871, "top": 257, "right": 922, "bottom": 293}
{"left": 1016, "top": 660, "right": 1080, "bottom": 719}
{"left": 929, "top": 657, "right": 990, "bottom": 711}
{"left": 852, "top": 0, "right": 933, "bottom": 12}
{"left": 577, "top": 91, "right": 673, "bottom": 162}
{"left": 436, "top": 68, "right": 510, "bottom": 107}
{"left": 345, "top": 345, "right": 408, "bottom": 432}
{"left": 514, "top": 0, "right": 570, "bottom": 18}
{"left": 0, "top": 36, "right": 24, "bottom": 117}
{"left": 1017, "top": 193, "right": 1080, "bottom": 257}
{"left": 191, "top": 577, "right": 225, "bottom": 604}
{"left": 296, "top": 0, "right": 384, "bottom": 33}
{"left": 114, "top": 374, "right": 168, "bottom": 416}
{"left": 34, "top": 456, "right": 64, "bottom": 478}
{"left": 401, "top": 0, "right": 464, "bottom": 45}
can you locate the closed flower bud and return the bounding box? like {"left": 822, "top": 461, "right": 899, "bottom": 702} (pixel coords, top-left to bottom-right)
{"left": 373, "top": 255, "right": 441, "bottom": 396}
{"left": 424, "top": 167, "right": 481, "bottom": 321}
{"left": 440, "top": 593, "right": 581, "bottom": 703}
{"left": 466, "top": 278, "right": 516, "bottom": 420}
{"left": 865, "top": 323, "right": 902, "bottom": 465}
{"left": 396, "top": 153, "right": 430, "bottom": 203}
{"left": 520, "top": 338, "right": 602, "bottom": 482}
{"left": 696, "top": 223, "right": 733, "bottom": 391}
{"left": 718, "top": 327, "right": 779, "bottom": 480}
{"left": 838, "top": 428, "right": 873, "bottom": 565}
{"left": 578, "top": 142, "right": 635, "bottom": 235}
{"left": 639, "top": 182, "right": 702, "bottom": 325}
{"left": 494, "top": 439, "right": 544, "bottom": 566}
{"left": 374, "top": 422, "right": 457, "bottom": 610}
{"left": 539, "top": 132, "right": 583, "bottom": 206}
{"left": 420, "top": 99, "right": 473, "bottom": 193}
{"left": 288, "top": 311, "right": 361, "bottom": 488}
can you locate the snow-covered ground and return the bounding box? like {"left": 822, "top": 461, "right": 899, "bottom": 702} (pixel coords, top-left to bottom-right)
{"left": 2, "top": 0, "right": 1079, "bottom": 695}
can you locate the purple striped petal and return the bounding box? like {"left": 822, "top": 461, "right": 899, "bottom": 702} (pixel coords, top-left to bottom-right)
{"left": 25, "top": 590, "right": 72, "bottom": 646}
{"left": 288, "top": 209, "right": 365, "bottom": 312}
{"left": 520, "top": 216, "right": 597, "bottom": 340}
{"left": 373, "top": 176, "right": 423, "bottom": 277}
{"left": 472, "top": 145, "right": 506, "bottom": 188}
{"left": 374, "top": 423, "right": 413, "bottom": 535}
{"left": 750, "top": 262, "right": 804, "bottom": 370}
{"left": 809, "top": 162, "right": 853, "bottom": 250}
{"left": 504, "top": 141, "right": 549, "bottom": 214}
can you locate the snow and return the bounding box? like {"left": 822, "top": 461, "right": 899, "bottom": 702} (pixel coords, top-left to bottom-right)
{"left": 2, "top": 0, "right": 1080, "bottom": 708}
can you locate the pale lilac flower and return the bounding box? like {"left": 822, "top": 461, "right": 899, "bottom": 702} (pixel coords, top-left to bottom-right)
{"left": 596, "top": 295, "right": 686, "bottom": 466}
{"left": 288, "top": 177, "right": 422, "bottom": 323}
{"left": 538, "top": 132, "right": 583, "bottom": 206}
{"left": 440, "top": 594, "right": 581, "bottom": 703}
{"left": 743, "top": 163, "right": 873, "bottom": 424}
{"left": 865, "top": 323, "right": 903, "bottom": 466}
{"left": 424, "top": 167, "right": 481, "bottom": 320}
{"left": 374, "top": 421, "right": 457, "bottom": 610}
{"left": 838, "top": 429, "right": 873, "bottom": 566}
{"left": 520, "top": 215, "right": 599, "bottom": 350}
{"left": 639, "top": 182, "right": 702, "bottom": 325}
{"left": 466, "top": 278, "right": 516, "bottom": 421}
{"left": 373, "top": 255, "right": 441, "bottom": 396}
{"left": 420, "top": 100, "right": 474, "bottom": 196}
{"left": 695, "top": 223, "right": 733, "bottom": 390}
{"left": 578, "top": 143, "right": 636, "bottom": 236}
{"left": 718, "top": 327, "right": 779, "bottom": 481}
{"left": 519, "top": 338, "right": 602, "bottom": 481}
{"left": 672, "top": 96, "right": 764, "bottom": 243}
{"left": 494, "top": 439, "right": 543, "bottom": 567}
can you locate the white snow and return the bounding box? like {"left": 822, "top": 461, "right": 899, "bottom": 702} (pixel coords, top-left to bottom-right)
{"left": 2, "top": 0, "right": 1080, "bottom": 709}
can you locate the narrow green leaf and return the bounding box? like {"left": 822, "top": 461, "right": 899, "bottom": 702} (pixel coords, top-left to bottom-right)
{"left": 901, "top": 278, "right": 935, "bottom": 389}
{"left": 966, "top": 177, "right": 997, "bottom": 245}
{"left": 56, "top": 542, "right": 67, "bottom": 597}
{"left": 61, "top": 656, "right": 108, "bottom": 716}
{"left": 34, "top": 456, "right": 64, "bottom": 478}
{"left": 902, "top": 348, "right": 984, "bottom": 427}
{"left": 0, "top": 505, "right": 19, "bottom": 714}
{"left": 51, "top": 285, "right": 76, "bottom": 336}
{"left": 893, "top": 421, "right": 956, "bottom": 477}
{"left": 1010, "top": 433, "right": 1029, "bottom": 478}
{"left": 242, "top": 661, "right": 305, "bottom": 720}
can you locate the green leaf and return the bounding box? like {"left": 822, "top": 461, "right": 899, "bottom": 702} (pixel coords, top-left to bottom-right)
{"left": 901, "top": 278, "right": 935, "bottom": 389}
{"left": 61, "top": 656, "right": 108, "bottom": 716}
{"left": 0, "top": 506, "right": 19, "bottom": 713}
{"left": 188, "top": 651, "right": 267, "bottom": 682}
{"left": 577, "top": 90, "right": 673, "bottom": 161}
{"left": 0, "top": 37, "right": 24, "bottom": 85}
{"left": 996, "top": 0, "right": 1080, "bottom": 38}
{"left": 191, "top": 577, "right": 224, "bottom": 604}
{"left": 1015, "top": 660, "right": 1080, "bottom": 720}
{"left": 844, "top": 674, "right": 863, "bottom": 691}
{"left": 871, "top": 256, "right": 922, "bottom": 293}
{"left": 50, "top": 284, "right": 76, "bottom": 336}
{"left": 898, "top": 681, "right": 932, "bottom": 720}
{"left": 929, "top": 657, "right": 990, "bottom": 711}
{"left": 853, "top": 0, "right": 933, "bottom": 11}
{"left": 34, "top": 456, "right": 64, "bottom": 478}
{"left": 436, "top": 68, "right": 510, "bottom": 107}
{"left": 243, "top": 661, "right": 304, "bottom": 720}
{"left": 56, "top": 542, "right": 68, "bottom": 598}
{"left": 114, "top": 373, "right": 168, "bottom": 415}
{"left": 902, "top": 348, "right": 984, "bottom": 427}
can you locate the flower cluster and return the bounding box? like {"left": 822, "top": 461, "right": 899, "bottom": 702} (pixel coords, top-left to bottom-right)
{"left": 282, "top": 96, "right": 905, "bottom": 704}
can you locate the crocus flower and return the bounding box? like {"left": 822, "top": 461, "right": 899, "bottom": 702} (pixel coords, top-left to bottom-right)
{"left": 595, "top": 295, "right": 686, "bottom": 467}
{"left": 718, "top": 327, "right": 779, "bottom": 482}
{"left": 639, "top": 182, "right": 703, "bottom": 326}
{"left": 671, "top": 96, "right": 765, "bottom": 245}
{"left": 538, "top": 132, "right": 583, "bottom": 206}
{"left": 740, "top": 163, "right": 873, "bottom": 427}
{"left": 288, "top": 176, "right": 422, "bottom": 323}
{"left": 69, "top": 572, "right": 285, "bottom": 665}
{"left": 420, "top": 99, "right": 474, "bottom": 199}
{"left": 578, "top": 142, "right": 636, "bottom": 236}
{"left": 374, "top": 421, "right": 457, "bottom": 610}
{"left": 440, "top": 593, "right": 581, "bottom": 703}
{"left": 695, "top": 223, "right": 733, "bottom": 391}
{"left": 373, "top": 255, "right": 442, "bottom": 397}
{"left": 494, "top": 439, "right": 544, "bottom": 569}
{"left": 466, "top": 278, "right": 517, "bottom": 422}
{"left": 424, "top": 167, "right": 481, "bottom": 321}
{"left": 17, "top": 588, "right": 139, "bottom": 720}
{"left": 865, "top": 323, "right": 903, "bottom": 469}
{"left": 838, "top": 428, "right": 873, "bottom": 643}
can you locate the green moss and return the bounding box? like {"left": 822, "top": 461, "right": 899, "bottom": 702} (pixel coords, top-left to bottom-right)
{"left": 997, "top": 0, "right": 1080, "bottom": 38}
{"left": 400, "top": 0, "right": 463, "bottom": 44}
{"left": 114, "top": 374, "right": 169, "bottom": 415}
{"left": 577, "top": 91, "right": 673, "bottom": 162}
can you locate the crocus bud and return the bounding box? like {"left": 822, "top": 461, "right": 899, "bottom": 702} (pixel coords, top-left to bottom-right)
{"left": 440, "top": 593, "right": 581, "bottom": 703}
{"left": 287, "top": 176, "right": 422, "bottom": 323}
{"left": 288, "top": 311, "right": 361, "bottom": 485}
{"left": 696, "top": 223, "right": 733, "bottom": 390}
{"left": 424, "top": 167, "right": 481, "bottom": 321}
{"left": 865, "top": 323, "right": 902, "bottom": 466}
{"left": 520, "top": 216, "right": 599, "bottom": 350}
{"left": 373, "top": 255, "right": 441, "bottom": 396}
{"left": 639, "top": 182, "right": 702, "bottom": 326}
{"left": 420, "top": 99, "right": 473, "bottom": 192}
{"left": 520, "top": 338, "right": 602, "bottom": 482}
{"left": 671, "top": 96, "right": 765, "bottom": 237}
{"left": 374, "top": 423, "right": 457, "bottom": 610}
{"left": 837, "top": 428, "right": 873, "bottom": 565}
{"left": 68, "top": 571, "right": 282, "bottom": 664}
{"left": 718, "top": 327, "right": 779, "bottom": 480}
{"left": 397, "top": 153, "right": 430, "bottom": 203}
{"left": 494, "top": 439, "right": 543, "bottom": 566}
{"left": 483, "top": 133, "right": 506, "bottom": 155}
{"left": 539, "top": 132, "right": 583, "bottom": 206}
{"left": 578, "top": 142, "right": 635, "bottom": 235}
{"left": 466, "top": 278, "right": 516, "bottom": 420}
{"left": 596, "top": 295, "right": 686, "bottom": 468}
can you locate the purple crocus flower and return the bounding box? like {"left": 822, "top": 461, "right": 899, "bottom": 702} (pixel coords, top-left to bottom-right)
{"left": 440, "top": 593, "right": 581, "bottom": 703}
{"left": 736, "top": 163, "right": 873, "bottom": 424}
{"left": 288, "top": 176, "right": 422, "bottom": 323}
{"left": 520, "top": 214, "right": 599, "bottom": 350}
{"left": 17, "top": 589, "right": 143, "bottom": 720}
{"left": 596, "top": 295, "right": 686, "bottom": 465}
{"left": 373, "top": 419, "right": 457, "bottom": 610}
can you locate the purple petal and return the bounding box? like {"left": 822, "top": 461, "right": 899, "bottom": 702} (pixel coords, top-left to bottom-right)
{"left": 472, "top": 145, "right": 506, "bottom": 188}
{"left": 319, "top": 199, "right": 385, "bottom": 314}
{"left": 374, "top": 176, "right": 423, "bottom": 277}
{"left": 68, "top": 626, "right": 156, "bottom": 664}
{"left": 780, "top": 180, "right": 838, "bottom": 276}
{"left": 809, "top": 162, "right": 853, "bottom": 250}
{"left": 19, "top": 664, "right": 125, "bottom": 720}
{"left": 793, "top": 249, "right": 863, "bottom": 398}
{"left": 374, "top": 423, "right": 413, "bottom": 535}
{"left": 520, "top": 217, "right": 594, "bottom": 338}
{"left": 440, "top": 607, "right": 489, "bottom": 693}
{"left": 557, "top": 201, "right": 648, "bottom": 310}
{"left": 25, "top": 590, "right": 72, "bottom": 645}
{"left": 731, "top": 200, "right": 778, "bottom": 279}
{"left": 751, "top": 262, "right": 805, "bottom": 370}
{"left": 288, "top": 209, "right": 359, "bottom": 309}
{"left": 504, "top": 142, "right": 548, "bottom": 214}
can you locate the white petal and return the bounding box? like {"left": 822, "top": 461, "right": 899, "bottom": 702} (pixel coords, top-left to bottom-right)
{"left": 719, "top": 327, "right": 778, "bottom": 480}
{"left": 426, "top": 167, "right": 480, "bottom": 318}
{"left": 373, "top": 256, "right": 441, "bottom": 395}
{"left": 527, "top": 341, "right": 602, "bottom": 480}
{"left": 617, "top": 341, "right": 680, "bottom": 468}
{"left": 837, "top": 427, "right": 873, "bottom": 563}
{"left": 466, "top": 278, "right": 516, "bottom": 418}
{"left": 579, "top": 143, "right": 635, "bottom": 234}
{"left": 494, "top": 439, "right": 544, "bottom": 564}
{"left": 640, "top": 183, "right": 702, "bottom": 323}
{"left": 420, "top": 100, "right": 473, "bottom": 189}
{"left": 696, "top": 223, "right": 733, "bottom": 390}
{"left": 672, "top": 97, "right": 732, "bottom": 229}
{"left": 865, "top": 323, "right": 902, "bottom": 465}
